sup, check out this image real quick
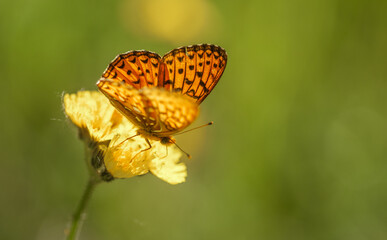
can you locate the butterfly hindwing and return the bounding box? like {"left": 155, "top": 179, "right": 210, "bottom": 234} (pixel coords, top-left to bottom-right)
{"left": 97, "top": 79, "right": 149, "bottom": 129}
{"left": 97, "top": 79, "right": 199, "bottom": 136}
{"left": 141, "top": 87, "right": 199, "bottom": 136}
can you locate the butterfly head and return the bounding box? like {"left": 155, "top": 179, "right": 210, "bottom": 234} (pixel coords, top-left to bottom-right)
{"left": 160, "top": 136, "right": 175, "bottom": 145}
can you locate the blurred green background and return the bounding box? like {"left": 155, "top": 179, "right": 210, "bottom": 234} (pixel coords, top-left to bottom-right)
{"left": 1, "top": 0, "right": 387, "bottom": 239}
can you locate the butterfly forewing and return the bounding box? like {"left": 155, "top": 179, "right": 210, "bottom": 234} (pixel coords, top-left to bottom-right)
{"left": 102, "top": 51, "right": 162, "bottom": 89}
{"left": 160, "top": 47, "right": 186, "bottom": 92}
{"left": 161, "top": 44, "right": 227, "bottom": 103}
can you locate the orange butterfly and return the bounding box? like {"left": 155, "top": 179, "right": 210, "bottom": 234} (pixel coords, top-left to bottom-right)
{"left": 97, "top": 44, "right": 227, "bottom": 157}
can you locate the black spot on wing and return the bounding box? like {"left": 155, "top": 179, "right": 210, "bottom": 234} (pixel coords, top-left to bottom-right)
{"left": 187, "top": 89, "right": 199, "bottom": 99}
{"left": 118, "top": 61, "right": 125, "bottom": 68}
{"left": 164, "top": 80, "right": 173, "bottom": 85}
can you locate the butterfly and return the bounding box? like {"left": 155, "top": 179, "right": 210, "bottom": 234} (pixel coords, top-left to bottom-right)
{"left": 97, "top": 44, "right": 227, "bottom": 157}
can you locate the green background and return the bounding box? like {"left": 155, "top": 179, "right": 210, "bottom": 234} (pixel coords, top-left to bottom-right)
{"left": 1, "top": 0, "right": 387, "bottom": 239}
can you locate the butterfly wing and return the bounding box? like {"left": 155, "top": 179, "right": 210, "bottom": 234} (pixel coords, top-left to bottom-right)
{"left": 97, "top": 79, "right": 199, "bottom": 136}
{"left": 102, "top": 51, "right": 162, "bottom": 89}
{"left": 97, "top": 79, "right": 150, "bottom": 129}
{"left": 161, "top": 44, "right": 227, "bottom": 104}
{"left": 140, "top": 87, "right": 199, "bottom": 137}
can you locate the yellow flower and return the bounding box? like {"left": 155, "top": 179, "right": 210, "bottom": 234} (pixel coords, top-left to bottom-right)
{"left": 63, "top": 91, "right": 187, "bottom": 185}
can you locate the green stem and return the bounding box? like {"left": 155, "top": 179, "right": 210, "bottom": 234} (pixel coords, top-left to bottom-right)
{"left": 66, "top": 178, "right": 100, "bottom": 240}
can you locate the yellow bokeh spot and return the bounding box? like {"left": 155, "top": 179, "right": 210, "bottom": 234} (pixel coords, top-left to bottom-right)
{"left": 120, "top": 0, "right": 222, "bottom": 44}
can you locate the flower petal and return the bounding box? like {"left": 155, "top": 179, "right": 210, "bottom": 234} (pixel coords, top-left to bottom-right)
{"left": 149, "top": 148, "right": 187, "bottom": 185}
{"left": 104, "top": 135, "right": 151, "bottom": 178}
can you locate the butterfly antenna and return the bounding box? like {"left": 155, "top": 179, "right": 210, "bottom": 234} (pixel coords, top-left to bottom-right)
{"left": 174, "top": 121, "right": 214, "bottom": 136}
{"left": 172, "top": 141, "right": 192, "bottom": 159}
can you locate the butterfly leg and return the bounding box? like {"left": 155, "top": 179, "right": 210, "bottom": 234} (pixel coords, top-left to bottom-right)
{"left": 117, "top": 133, "right": 140, "bottom": 146}
{"left": 156, "top": 145, "right": 169, "bottom": 159}
{"left": 130, "top": 138, "right": 153, "bottom": 162}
